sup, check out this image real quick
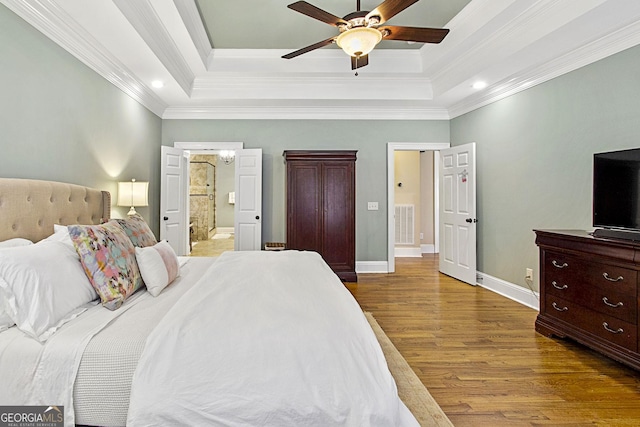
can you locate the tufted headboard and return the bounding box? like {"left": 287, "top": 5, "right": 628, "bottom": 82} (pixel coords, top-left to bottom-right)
{"left": 0, "top": 178, "right": 111, "bottom": 243}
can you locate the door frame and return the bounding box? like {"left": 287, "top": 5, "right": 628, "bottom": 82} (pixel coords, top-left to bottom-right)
{"left": 172, "top": 141, "right": 244, "bottom": 252}
{"left": 387, "top": 142, "right": 450, "bottom": 273}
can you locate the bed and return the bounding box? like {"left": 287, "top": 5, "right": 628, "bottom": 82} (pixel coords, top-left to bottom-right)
{"left": 0, "top": 178, "right": 419, "bottom": 426}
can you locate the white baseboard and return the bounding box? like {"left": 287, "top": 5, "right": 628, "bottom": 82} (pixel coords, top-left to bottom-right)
{"left": 216, "top": 227, "right": 234, "bottom": 234}
{"left": 476, "top": 272, "right": 540, "bottom": 311}
{"left": 356, "top": 261, "right": 389, "bottom": 274}
{"left": 421, "top": 244, "right": 435, "bottom": 254}
{"left": 394, "top": 247, "right": 422, "bottom": 257}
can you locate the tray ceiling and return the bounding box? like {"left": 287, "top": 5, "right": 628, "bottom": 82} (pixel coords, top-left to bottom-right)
{"left": 3, "top": 0, "right": 640, "bottom": 120}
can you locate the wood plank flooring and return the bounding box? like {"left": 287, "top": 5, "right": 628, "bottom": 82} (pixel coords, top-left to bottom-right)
{"left": 346, "top": 255, "right": 640, "bottom": 427}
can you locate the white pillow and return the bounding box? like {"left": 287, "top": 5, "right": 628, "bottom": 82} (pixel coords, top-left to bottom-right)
{"left": 41, "top": 224, "right": 74, "bottom": 248}
{"left": 0, "top": 238, "right": 33, "bottom": 248}
{"left": 0, "top": 241, "right": 98, "bottom": 341}
{"left": 135, "top": 240, "right": 180, "bottom": 297}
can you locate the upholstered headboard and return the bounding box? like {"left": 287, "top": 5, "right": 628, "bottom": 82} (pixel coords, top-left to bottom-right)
{"left": 0, "top": 178, "right": 111, "bottom": 243}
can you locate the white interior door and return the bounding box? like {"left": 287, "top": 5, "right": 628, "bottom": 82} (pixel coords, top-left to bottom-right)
{"left": 160, "top": 146, "right": 189, "bottom": 255}
{"left": 439, "top": 143, "right": 477, "bottom": 285}
{"left": 234, "top": 148, "right": 262, "bottom": 251}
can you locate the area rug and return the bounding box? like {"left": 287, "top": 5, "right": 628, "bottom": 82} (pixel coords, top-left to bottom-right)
{"left": 365, "top": 312, "right": 453, "bottom": 427}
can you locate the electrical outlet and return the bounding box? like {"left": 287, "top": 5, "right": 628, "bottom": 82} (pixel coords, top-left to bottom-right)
{"left": 525, "top": 268, "right": 533, "bottom": 281}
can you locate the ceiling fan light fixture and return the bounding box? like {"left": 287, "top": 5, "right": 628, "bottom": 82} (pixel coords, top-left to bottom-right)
{"left": 336, "top": 27, "right": 382, "bottom": 57}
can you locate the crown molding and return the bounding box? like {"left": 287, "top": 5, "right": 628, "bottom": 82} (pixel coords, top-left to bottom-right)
{"left": 172, "top": 0, "right": 211, "bottom": 67}
{"left": 191, "top": 73, "right": 434, "bottom": 101}
{"left": 448, "top": 16, "right": 640, "bottom": 118}
{"left": 162, "top": 103, "right": 450, "bottom": 120}
{"left": 1, "top": 0, "right": 167, "bottom": 117}
{"left": 112, "top": 0, "right": 195, "bottom": 96}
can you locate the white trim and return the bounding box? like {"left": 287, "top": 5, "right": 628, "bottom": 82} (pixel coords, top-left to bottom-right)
{"left": 448, "top": 17, "right": 640, "bottom": 119}
{"left": 174, "top": 141, "right": 244, "bottom": 150}
{"left": 0, "top": 0, "right": 167, "bottom": 117}
{"left": 112, "top": 0, "right": 195, "bottom": 95}
{"left": 356, "top": 261, "right": 389, "bottom": 274}
{"left": 387, "top": 142, "right": 450, "bottom": 273}
{"left": 173, "top": 0, "right": 211, "bottom": 66}
{"left": 162, "top": 105, "right": 450, "bottom": 120}
{"left": 394, "top": 247, "right": 422, "bottom": 258}
{"left": 421, "top": 244, "right": 436, "bottom": 254}
{"left": 477, "top": 272, "right": 540, "bottom": 311}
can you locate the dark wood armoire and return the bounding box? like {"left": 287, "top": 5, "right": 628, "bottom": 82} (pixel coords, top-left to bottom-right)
{"left": 283, "top": 150, "right": 357, "bottom": 282}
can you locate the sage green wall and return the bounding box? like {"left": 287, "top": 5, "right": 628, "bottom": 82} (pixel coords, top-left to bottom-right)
{"left": 451, "top": 44, "right": 640, "bottom": 292}
{"left": 0, "top": 4, "right": 162, "bottom": 232}
{"left": 162, "top": 120, "right": 450, "bottom": 261}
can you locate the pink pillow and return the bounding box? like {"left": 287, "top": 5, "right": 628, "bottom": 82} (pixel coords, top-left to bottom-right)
{"left": 135, "top": 240, "right": 180, "bottom": 296}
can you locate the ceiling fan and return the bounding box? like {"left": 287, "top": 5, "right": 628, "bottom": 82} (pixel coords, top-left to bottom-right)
{"left": 282, "top": 0, "right": 450, "bottom": 71}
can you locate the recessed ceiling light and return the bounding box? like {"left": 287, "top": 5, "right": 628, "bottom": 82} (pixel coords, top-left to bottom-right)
{"left": 151, "top": 80, "right": 164, "bottom": 89}
{"left": 472, "top": 81, "right": 487, "bottom": 90}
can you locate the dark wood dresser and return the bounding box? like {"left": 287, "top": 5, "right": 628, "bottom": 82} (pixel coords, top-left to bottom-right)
{"left": 284, "top": 150, "right": 357, "bottom": 282}
{"left": 535, "top": 229, "right": 640, "bottom": 370}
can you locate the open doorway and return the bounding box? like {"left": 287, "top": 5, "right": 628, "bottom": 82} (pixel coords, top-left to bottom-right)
{"left": 188, "top": 153, "right": 235, "bottom": 257}
{"left": 393, "top": 151, "right": 437, "bottom": 257}
{"left": 387, "top": 142, "right": 450, "bottom": 273}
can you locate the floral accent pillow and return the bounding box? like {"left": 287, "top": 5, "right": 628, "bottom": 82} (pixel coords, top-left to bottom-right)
{"left": 115, "top": 214, "right": 157, "bottom": 248}
{"left": 69, "top": 221, "right": 143, "bottom": 310}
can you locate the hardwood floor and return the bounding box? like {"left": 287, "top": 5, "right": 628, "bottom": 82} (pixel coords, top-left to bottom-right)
{"left": 347, "top": 255, "right": 640, "bottom": 427}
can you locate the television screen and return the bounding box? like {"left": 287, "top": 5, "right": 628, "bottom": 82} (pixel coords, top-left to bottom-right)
{"left": 593, "top": 148, "right": 640, "bottom": 231}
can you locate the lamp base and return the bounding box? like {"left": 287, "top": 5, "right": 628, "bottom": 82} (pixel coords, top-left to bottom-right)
{"left": 127, "top": 206, "right": 138, "bottom": 216}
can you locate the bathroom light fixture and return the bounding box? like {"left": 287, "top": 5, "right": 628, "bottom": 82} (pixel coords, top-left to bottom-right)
{"left": 219, "top": 150, "right": 235, "bottom": 165}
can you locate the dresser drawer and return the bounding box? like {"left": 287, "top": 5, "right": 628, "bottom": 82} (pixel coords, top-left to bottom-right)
{"left": 545, "top": 294, "right": 637, "bottom": 352}
{"left": 545, "top": 278, "right": 637, "bottom": 324}
{"left": 544, "top": 251, "right": 637, "bottom": 295}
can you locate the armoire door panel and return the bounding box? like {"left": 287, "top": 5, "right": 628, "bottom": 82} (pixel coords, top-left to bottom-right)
{"left": 322, "top": 163, "right": 354, "bottom": 268}
{"left": 287, "top": 163, "right": 322, "bottom": 252}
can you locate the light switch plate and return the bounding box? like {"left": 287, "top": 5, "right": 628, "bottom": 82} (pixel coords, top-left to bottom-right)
{"left": 367, "top": 202, "right": 379, "bottom": 211}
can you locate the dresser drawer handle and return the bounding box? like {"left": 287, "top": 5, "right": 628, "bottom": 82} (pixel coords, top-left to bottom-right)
{"left": 603, "top": 273, "right": 623, "bottom": 282}
{"left": 552, "top": 260, "right": 568, "bottom": 269}
{"left": 602, "top": 297, "right": 623, "bottom": 308}
{"left": 552, "top": 302, "right": 568, "bottom": 312}
{"left": 552, "top": 281, "right": 568, "bottom": 290}
{"left": 603, "top": 322, "right": 624, "bottom": 334}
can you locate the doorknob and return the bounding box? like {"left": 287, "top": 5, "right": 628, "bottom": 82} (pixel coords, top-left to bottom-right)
{"left": 163, "top": 216, "right": 169, "bottom": 221}
{"left": 465, "top": 218, "right": 472, "bottom": 223}
{"left": 255, "top": 215, "right": 260, "bottom": 220}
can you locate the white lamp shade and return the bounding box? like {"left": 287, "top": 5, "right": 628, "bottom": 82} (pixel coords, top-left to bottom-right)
{"left": 117, "top": 180, "right": 149, "bottom": 208}
{"left": 336, "top": 27, "right": 382, "bottom": 57}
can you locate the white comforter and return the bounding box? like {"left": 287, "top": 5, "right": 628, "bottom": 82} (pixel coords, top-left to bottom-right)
{"left": 127, "top": 250, "right": 417, "bottom": 426}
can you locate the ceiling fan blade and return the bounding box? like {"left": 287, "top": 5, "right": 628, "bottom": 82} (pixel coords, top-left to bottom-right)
{"left": 351, "top": 54, "right": 369, "bottom": 70}
{"left": 379, "top": 26, "right": 449, "bottom": 43}
{"left": 282, "top": 37, "right": 336, "bottom": 59}
{"left": 287, "top": 1, "right": 348, "bottom": 27}
{"left": 366, "top": 0, "right": 419, "bottom": 25}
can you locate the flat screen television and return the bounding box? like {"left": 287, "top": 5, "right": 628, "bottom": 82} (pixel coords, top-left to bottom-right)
{"left": 593, "top": 147, "right": 640, "bottom": 240}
